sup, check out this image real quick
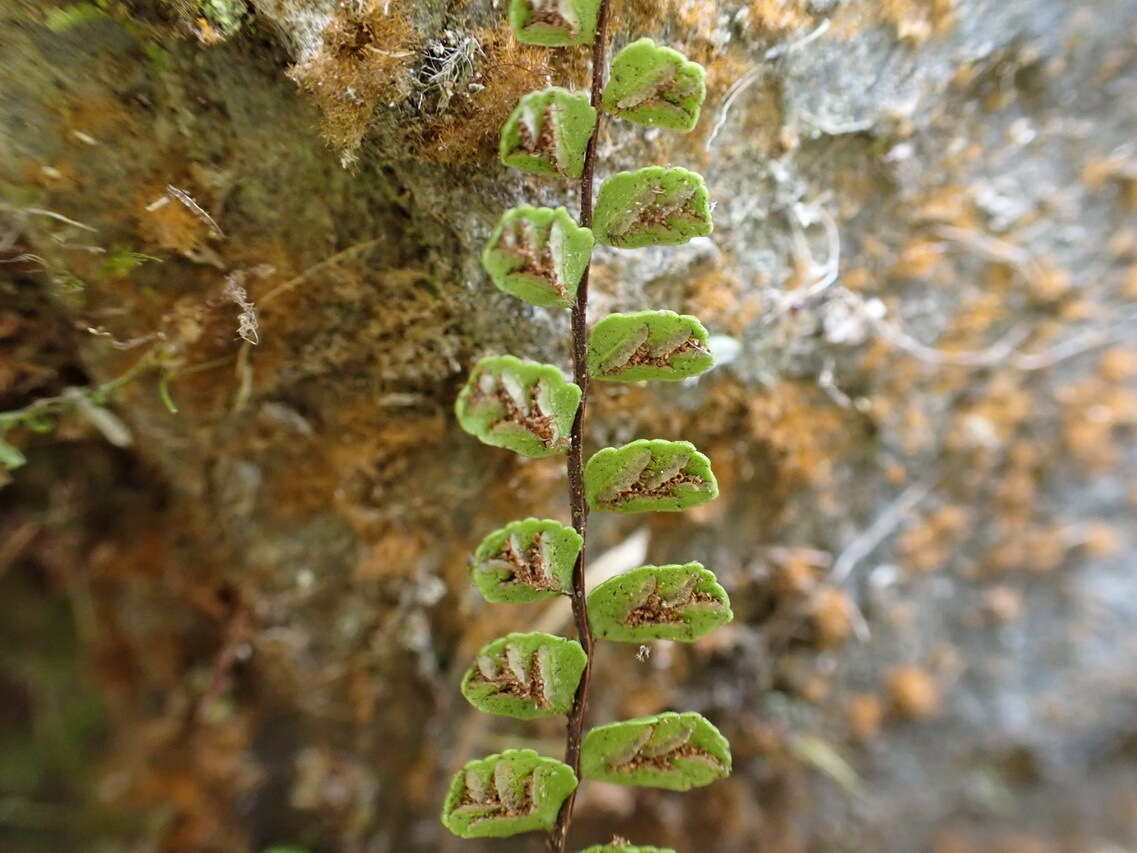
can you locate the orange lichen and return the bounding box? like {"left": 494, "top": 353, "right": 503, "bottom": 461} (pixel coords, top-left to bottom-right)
{"left": 1081, "top": 522, "right": 1123, "bottom": 558}
{"left": 887, "top": 665, "right": 940, "bottom": 719}
{"left": 356, "top": 529, "right": 426, "bottom": 580}
{"left": 771, "top": 548, "right": 822, "bottom": 596}
{"left": 898, "top": 505, "right": 971, "bottom": 574}
{"left": 1027, "top": 259, "right": 1071, "bottom": 303}
{"left": 1058, "top": 375, "right": 1137, "bottom": 471}
{"left": 777, "top": 651, "right": 832, "bottom": 701}
{"left": 1021, "top": 527, "right": 1068, "bottom": 574}
{"left": 810, "top": 587, "right": 854, "bottom": 648}
{"left": 1082, "top": 152, "right": 1137, "bottom": 207}
{"left": 877, "top": 0, "right": 955, "bottom": 44}
{"left": 194, "top": 16, "right": 225, "bottom": 45}
{"left": 746, "top": 0, "right": 818, "bottom": 35}
{"left": 888, "top": 236, "right": 948, "bottom": 280}
{"left": 914, "top": 186, "right": 980, "bottom": 229}
{"left": 134, "top": 186, "right": 212, "bottom": 253}
{"left": 745, "top": 380, "right": 855, "bottom": 486}
{"left": 984, "top": 585, "right": 1024, "bottom": 623}
{"left": 947, "top": 374, "right": 1034, "bottom": 454}
{"left": 682, "top": 265, "right": 760, "bottom": 336}
{"left": 846, "top": 692, "right": 883, "bottom": 741}
{"left": 288, "top": 0, "right": 417, "bottom": 150}
{"left": 1099, "top": 347, "right": 1137, "bottom": 381}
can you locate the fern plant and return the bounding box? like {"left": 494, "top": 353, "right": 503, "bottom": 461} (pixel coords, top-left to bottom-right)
{"left": 442, "top": 2, "right": 731, "bottom": 849}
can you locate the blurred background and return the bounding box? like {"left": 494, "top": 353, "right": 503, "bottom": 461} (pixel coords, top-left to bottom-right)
{"left": 2, "top": 0, "right": 1137, "bottom": 851}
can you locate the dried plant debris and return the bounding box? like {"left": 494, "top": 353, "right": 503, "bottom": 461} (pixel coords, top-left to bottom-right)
{"left": 441, "top": 749, "right": 578, "bottom": 838}
{"left": 602, "top": 38, "right": 706, "bottom": 131}
{"left": 508, "top": 0, "right": 601, "bottom": 46}
{"left": 588, "top": 563, "right": 732, "bottom": 643}
{"left": 287, "top": 0, "right": 416, "bottom": 150}
{"left": 578, "top": 845, "right": 676, "bottom": 853}
{"left": 472, "top": 518, "right": 582, "bottom": 603}
{"left": 483, "top": 206, "right": 594, "bottom": 309}
{"left": 581, "top": 712, "right": 731, "bottom": 790}
{"left": 588, "top": 310, "right": 713, "bottom": 381}
{"left": 456, "top": 356, "right": 581, "bottom": 457}
{"left": 585, "top": 439, "right": 718, "bottom": 513}
{"left": 500, "top": 87, "right": 597, "bottom": 178}
{"left": 461, "top": 632, "right": 587, "bottom": 718}
{"left": 592, "top": 167, "right": 712, "bottom": 248}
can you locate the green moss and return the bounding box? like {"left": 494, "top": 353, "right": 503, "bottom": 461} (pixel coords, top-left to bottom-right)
{"left": 461, "top": 632, "right": 587, "bottom": 718}
{"left": 587, "top": 310, "right": 713, "bottom": 381}
{"left": 471, "top": 518, "right": 582, "bottom": 603}
{"left": 199, "top": 0, "right": 246, "bottom": 35}
{"left": 588, "top": 563, "right": 732, "bottom": 642}
{"left": 581, "top": 712, "right": 731, "bottom": 791}
{"left": 441, "top": 749, "right": 578, "bottom": 838}
{"left": 592, "top": 166, "right": 713, "bottom": 248}
{"left": 585, "top": 439, "right": 718, "bottom": 513}
{"left": 0, "top": 437, "right": 27, "bottom": 470}
{"left": 455, "top": 356, "right": 581, "bottom": 458}
{"left": 482, "top": 206, "right": 593, "bottom": 309}
{"left": 602, "top": 38, "right": 707, "bottom": 132}
{"left": 508, "top": 0, "right": 601, "bottom": 46}
{"left": 578, "top": 846, "right": 676, "bottom": 853}
{"left": 44, "top": 3, "right": 111, "bottom": 31}
{"left": 500, "top": 87, "right": 597, "bottom": 179}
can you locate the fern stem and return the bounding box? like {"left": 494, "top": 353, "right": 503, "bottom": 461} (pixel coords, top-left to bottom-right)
{"left": 550, "top": 2, "right": 612, "bottom": 850}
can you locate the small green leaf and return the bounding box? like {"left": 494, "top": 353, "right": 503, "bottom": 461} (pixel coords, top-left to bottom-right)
{"left": 456, "top": 356, "right": 581, "bottom": 458}
{"left": 508, "top": 0, "right": 600, "bottom": 46}
{"left": 593, "top": 167, "right": 713, "bottom": 248}
{"left": 472, "top": 518, "right": 581, "bottom": 603}
{"left": 158, "top": 373, "right": 179, "bottom": 414}
{"left": 23, "top": 411, "right": 55, "bottom": 433}
{"left": 602, "top": 38, "right": 707, "bottom": 132}
{"left": 581, "top": 711, "right": 732, "bottom": 790}
{"left": 578, "top": 846, "right": 676, "bottom": 853}
{"left": 500, "top": 88, "right": 597, "bottom": 179}
{"left": 100, "top": 248, "right": 161, "bottom": 280}
{"left": 441, "top": 749, "right": 578, "bottom": 839}
{"left": 789, "top": 734, "right": 862, "bottom": 796}
{"left": 44, "top": 3, "right": 108, "bottom": 32}
{"left": 585, "top": 439, "right": 718, "bottom": 513}
{"left": 588, "top": 563, "right": 732, "bottom": 643}
{"left": 588, "top": 310, "right": 713, "bottom": 381}
{"left": 482, "top": 206, "right": 593, "bottom": 309}
{"left": 0, "top": 437, "right": 27, "bottom": 470}
{"left": 461, "top": 632, "right": 586, "bottom": 719}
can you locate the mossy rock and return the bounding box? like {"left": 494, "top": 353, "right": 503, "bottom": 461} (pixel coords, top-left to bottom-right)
{"left": 592, "top": 167, "right": 712, "bottom": 248}
{"left": 471, "top": 518, "right": 581, "bottom": 603}
{"left": 500, "top": 87, "right": 597, "bottom": 179}
{"left": 482, "top": 206, "right": 593, "bottom": 309}
{"left": 455, "top": 356, "right": 581, "bottom": 458}
{"left": 441, "top": 749, "right": 578, "bottom": 838}
{"left": 588, "top": 310, "right": 713, "bottom": 381}
{"left": 584, "top": 439, "right": 718, "bottom": 513}
{"left": 581, "top": 712, "right": 731, "bottom": 791}
{"left": 461, "top": 632, "right": 586, "bottom": 718}
{"left": 588, "top": 563, "right": 732, "bottom": 643}
{"left": 578, "top": 845, "right": 676, "bottom": 853}
{"left": 602, "top": 38, "right": 706, "bottom": 131}
{"left": 508, "top": 0, "right": 601, "bottom": 46}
